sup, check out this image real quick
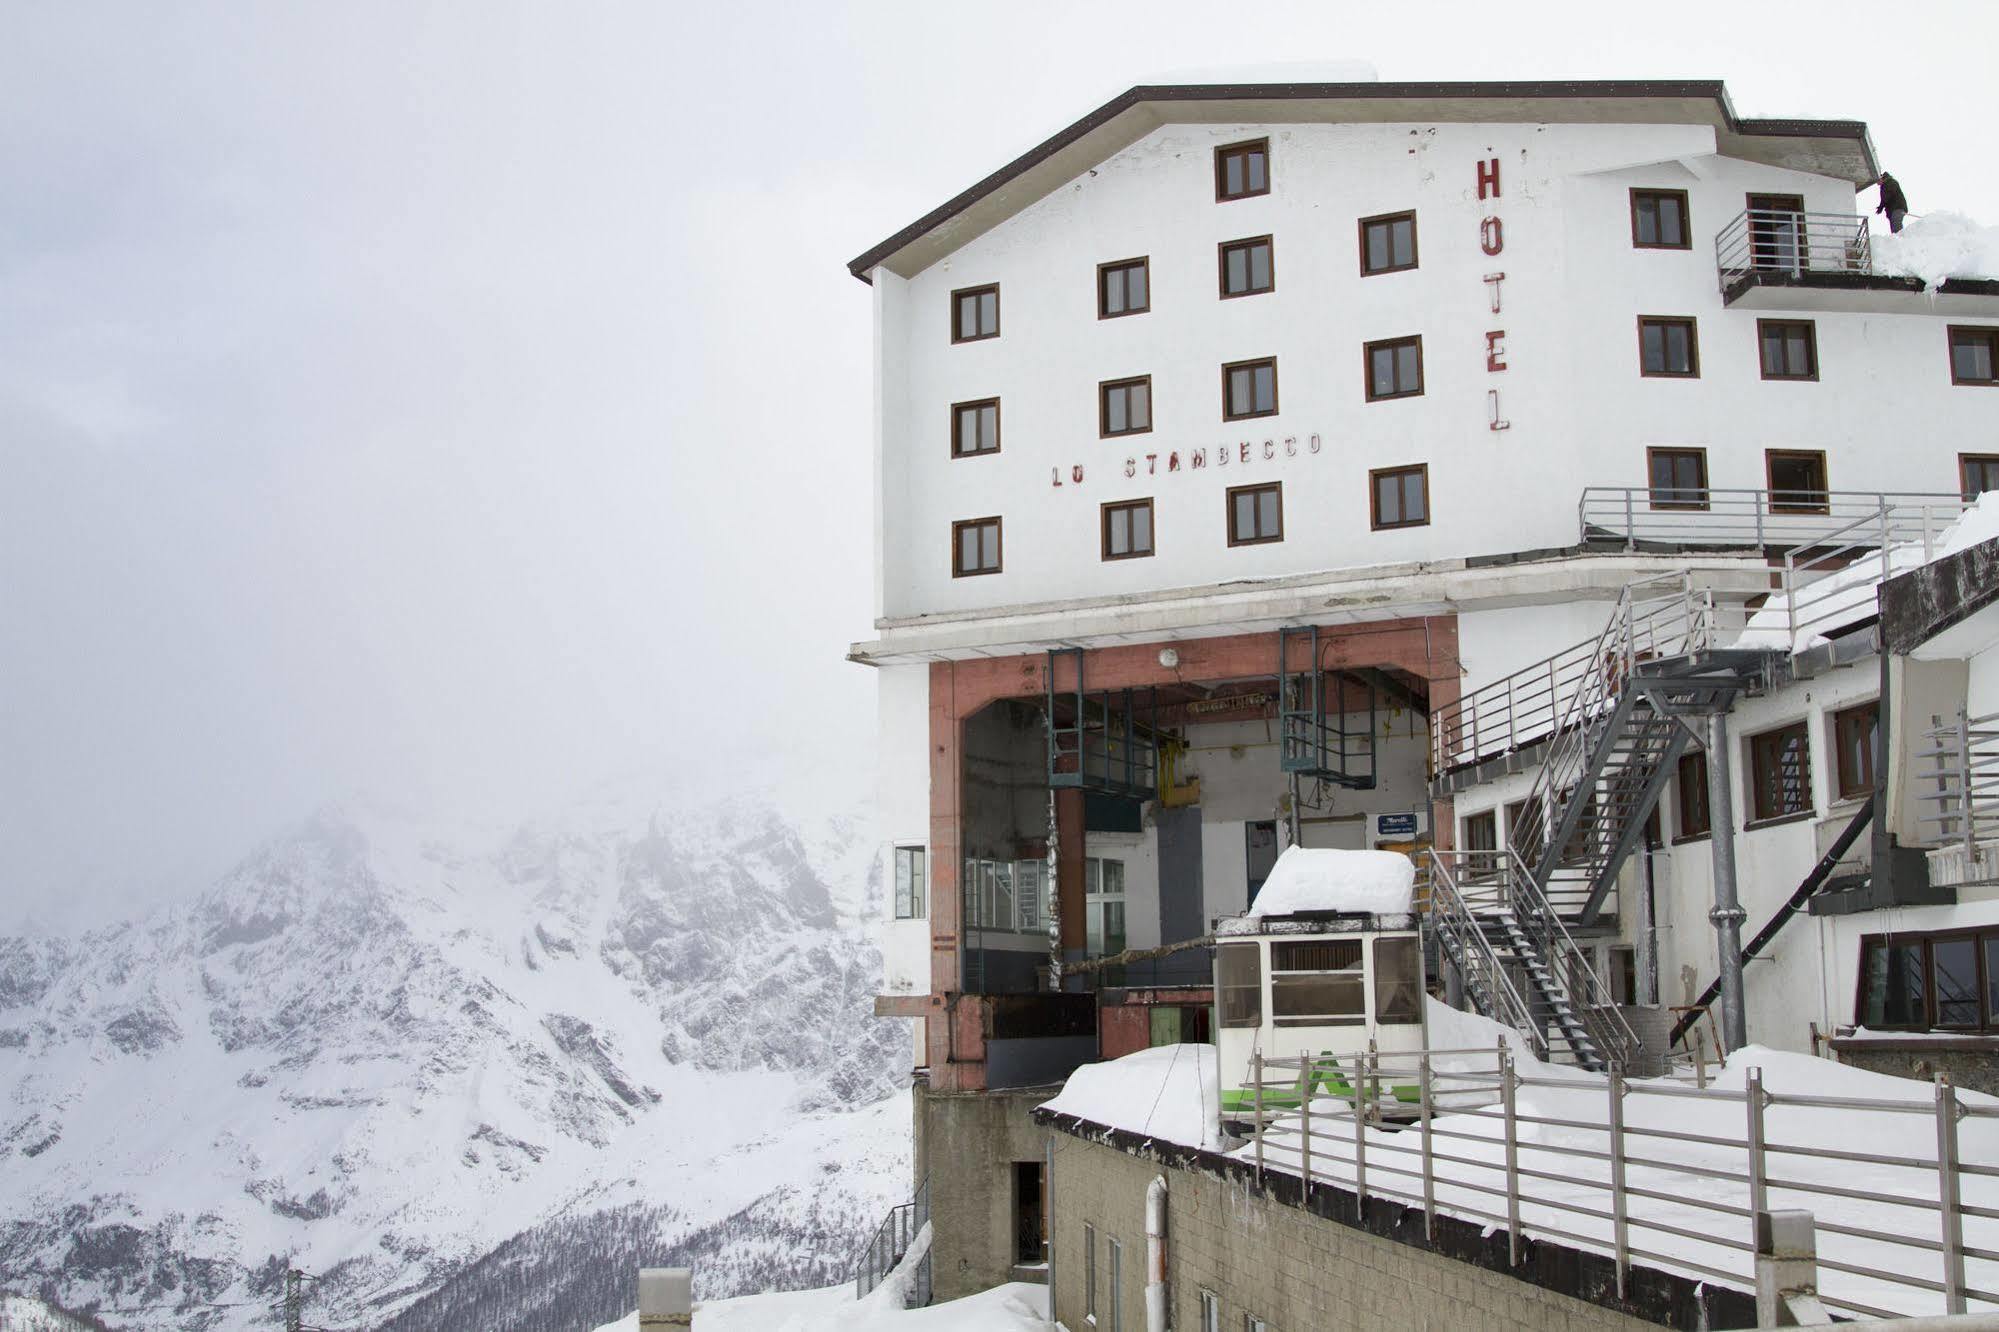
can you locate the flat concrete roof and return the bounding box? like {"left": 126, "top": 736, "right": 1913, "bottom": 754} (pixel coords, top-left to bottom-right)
{"left": 847, "top": 80, "right": 1878, "bottom": 283}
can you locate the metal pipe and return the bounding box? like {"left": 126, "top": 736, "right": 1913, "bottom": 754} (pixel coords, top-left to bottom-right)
{"left": 1940, "top": 1076, "right": 1968, "bottom": 1315}
{"left": 1046, "top": 788, "right": 1061, "bottom": 991}
{"left": 1706, "top": 710, "right": 1749, "bottom": 1052}
{"left": 1144, "top": 1173, "right": 1167, "bottom": 1332}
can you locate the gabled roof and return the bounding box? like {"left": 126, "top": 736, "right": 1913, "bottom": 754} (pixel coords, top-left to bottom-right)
{"left": 847, "top": 79, "right": 1878, "bottom": 283}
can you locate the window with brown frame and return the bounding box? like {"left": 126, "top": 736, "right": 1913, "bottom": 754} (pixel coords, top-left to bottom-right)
{"left": 1676, "top": 750, "right": 1711, "bottom": 840}
{"left": 1766, "top": 449, "right": 1829, "bottom": 514}
{"left": 1214, "top": 138, "right": 1269, "bottom": 201}
{"left": 1504, "top": 796, "right": 1543, "bottom": 855}
{"left": 1638, "top": 317, "right": 1699, "bottom": 377}
{"left": 1226, "top": 483, "right": 1282, "bottom": 546}
{"left": 1222, "top": 357, "right": 1278, "bottom": 420}
{"left": 1462, "top": 810, "right": 1497, "bottom": 852}
{"left": 1758, "top": 320, "right": 1819, "bottom": 380}
{"left": 1749, "top": 721, "right": 1813, "bottom": 824}
{"left": 1951, "top": 326, "right": 1999, "bottom": 385}
{"left": 1359, "top": 211, "right": 1418, "bottom": 275}
{"left": 1218, "top": 236, "right": 1274, "bottom": 298}
{"left": 951, "top": 516, "right": 1001, "bottom": 577}
{"left": 1630, "top": 188, "right": 1691, "bottom": 249}
{"left": 1098, "top": 257, "right": 1150, "bottom": 319}
{"left": 1364, "top": 336, "right": 1423, "bottom": 401}
{"left": 1833, "top": 700, "right": 1880, "bottom": 802}
{"left": 1101, "top": 499, "right": 1154, "bottom": 561}
{"left": 1370, "top": 464, "right": 1429, "bottom": 530}
{"left": 1963, "top": 454, "right": 1999, "bottom": 501}
{"left": 951, "top": 285, "right": 998, "bottom": 343}
{"left": 1856, "top": 926, "right": 1999, "bottom": 1031}
{"left": 951, "top": 398, "right": 1000, "bottom": 458}
{"left": 1099, "top": 376, "right": 1151, "bottom": 438}
{"left": 1647, "top": 448, "right": 1709, "bottom": 510}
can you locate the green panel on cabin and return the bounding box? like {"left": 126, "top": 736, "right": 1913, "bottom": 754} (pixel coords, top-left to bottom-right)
{"left": 1149, "top": 1007, "right": 1183, "bottom": 1046}
{"left": 1085, "top": 792, "right": 1143, "bottom": 833}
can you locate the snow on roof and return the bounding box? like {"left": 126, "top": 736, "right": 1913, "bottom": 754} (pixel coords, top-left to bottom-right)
{"left": 1243, "top": 846, "right": 1415, "bottom": 919}
{"left": 1038, "top": 1043, "right": 1224, "bottom": 1151}
{"left": 593, "top": 1264, "right": 1050, "bottom": 1331}
{"left": 1870, "top": 210, "right": 1999, "bottom": 286}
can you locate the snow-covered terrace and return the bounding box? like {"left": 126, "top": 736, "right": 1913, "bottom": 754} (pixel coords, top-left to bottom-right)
{"left": 1039, "top": 1002, "right": 1999, "bottom": 1321}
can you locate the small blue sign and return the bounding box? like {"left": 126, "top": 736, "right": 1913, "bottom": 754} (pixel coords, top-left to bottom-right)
{"left": 1376, "top": 812, "right": 1420, "bottom": 838}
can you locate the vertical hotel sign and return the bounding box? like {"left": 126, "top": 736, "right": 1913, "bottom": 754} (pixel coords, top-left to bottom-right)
{"left": 1479, "top": 156, "right": 1510, "bottom": 431}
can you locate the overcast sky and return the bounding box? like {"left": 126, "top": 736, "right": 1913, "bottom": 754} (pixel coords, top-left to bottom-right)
{"left": 4, "top": 0, "right": 1994, "bottom": 930}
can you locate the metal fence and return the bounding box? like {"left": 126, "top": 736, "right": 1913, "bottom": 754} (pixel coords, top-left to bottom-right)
{"left": 1715, "top": 207, "right": 1873, "bottom": 290}
{"left": 1239, "top": 1044, "right": 1998, "bottom": 1320}
{"left": 1921, "top": 706, "right": 1999, "bottom": 860}
{"left": 851, "top": 1175, "right": 931, "bottom": 1304}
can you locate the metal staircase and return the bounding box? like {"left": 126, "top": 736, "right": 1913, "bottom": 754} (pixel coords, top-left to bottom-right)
{"left": 852, "top": 1175, "right": 931, "bottom": 1306}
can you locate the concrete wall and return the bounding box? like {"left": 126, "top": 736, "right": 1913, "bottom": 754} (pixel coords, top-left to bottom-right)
{"left": 879, "top": 661, "right": 932, "bottom": 1009}
{"left": 1043, "top": 1114, "right": 1748, "bottom": 1331}
{"left": 913, "top": 1080, "right": 1052, "bottom": 1302}
{"left": 874, "top": 116, "right": 1994, "bottom": 623}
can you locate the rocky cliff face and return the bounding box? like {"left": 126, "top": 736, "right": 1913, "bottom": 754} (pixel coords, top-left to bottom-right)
{"left": 0, "top": 789, "right": 909, "bottom": 1331}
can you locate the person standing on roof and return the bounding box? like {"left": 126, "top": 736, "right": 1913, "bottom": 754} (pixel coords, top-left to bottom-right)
{"left": 1877, "top": 171, "right": 1909, "bottom": 233}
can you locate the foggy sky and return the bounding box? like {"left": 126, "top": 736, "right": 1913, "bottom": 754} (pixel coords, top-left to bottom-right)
{"left": 4, "top": 0, "right": 1995, "bottom": 930}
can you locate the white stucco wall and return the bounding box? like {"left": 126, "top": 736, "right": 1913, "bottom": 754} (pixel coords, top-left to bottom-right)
{"left": 871, "top": 118, "right": 1996, "bottom": 624}
{"left": 877, "top": 662, "right": 931, "bottom": 997}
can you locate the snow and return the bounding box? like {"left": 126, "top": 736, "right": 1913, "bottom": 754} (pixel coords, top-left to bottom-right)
{"left": 1243, "top": 846, "right": 1414, "bottom": 918}
{"left": 1038, "top": 1043, "right": 1225, "bottom": 1151}
{"left": 1870, "top": 210, "right": 1999, "bottom": 287}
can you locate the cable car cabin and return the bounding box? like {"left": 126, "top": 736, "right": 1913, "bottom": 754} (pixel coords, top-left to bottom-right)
{"left": 1211, "top": 848, "right": 1427, "bottom": 1125}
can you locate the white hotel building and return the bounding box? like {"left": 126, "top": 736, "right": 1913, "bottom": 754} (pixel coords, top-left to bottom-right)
{"left": 846, "top": 78, "right": 1999, "bottom": 1295}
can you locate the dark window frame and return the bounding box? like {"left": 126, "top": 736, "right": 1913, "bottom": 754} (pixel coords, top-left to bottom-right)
{"left": 1214, "top": 138, "right": 1270, "bottom": 202}
{"left": 1675, "top": 750, "right": 1712, "bottom": 842}
{"left": 1637, "top": 316, "right": 1701, "bottom": 378}
{"left": 1766, "top": 449, "right": 1830, "bottom": 515}
{"left": 1221, "top": 356, "right": 1280, "bottom": 422}
{"left": 1363, "top": 335, "right": 1425, "bottom": 402}
{"left": 1098, "top": 375, "right": 1153, "bottom": 439}
{"left": 1462, "top": 810, "right": 1497, "bottom": 852}
{"left": 1950, "top": 326, "right": 1999, "bottom": 386}
{"left": 1854, "top": 925, "right": 1999, "bottom": 1033}
{"left": 1647, "top": 447, "right": 1710, "bottom": 511}
{"left": 950, "top": 284, "right": 999, "bottom": 344}
{"left": 1961, "top": 453, "right": 1999, "bottom": 502}
{"left": 1226, "top": 482, "right": 1283, "bottom": 548}
{"left": 1358, "top": 210, "right": 1419, "bottom": 276}
{"left": 1833, "top": 700, "right": 1880, "bottom": 803}
{"left": 893, "top": 845, "right": 926, "bottom": 920}
{"left": 1758, "top": 319, "right": 1820, "bottom": 381}
{"left": 1101, "top": 498, "right": 1155, "bottom": 562}
{"left": 951, "top": 516, "right": 1003, "bottom": 578}
{"left": 1097, "top": 257, "right": 1151, "bottom": 320}
{"left": 1218, "top": 235, "right": 1275, "bottom": 299}
{"left": 1369, "top": 464, "right": 1430, "bottom": 531}
{"left": 1630, "top": 188, "right": 1692, "bottom": 250}
{"left": 950, "top": 397, "right": 1001, "bottom": 459}
{"left": 1748, "top": 720, "right": 1814, "bottom": 826}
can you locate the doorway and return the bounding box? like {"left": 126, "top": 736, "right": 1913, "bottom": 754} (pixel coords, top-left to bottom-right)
{"left": 1013, "top": 1160, "right": 1045, "bottom": 1264}
{"left": 1747, "top": 193, "right": 1806, "bottom": 273}
{"left": 1245, "top": 820, "right": 1279, "bottom": 906}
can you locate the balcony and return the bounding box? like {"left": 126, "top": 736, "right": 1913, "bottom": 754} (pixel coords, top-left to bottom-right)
{"left": 1715, "top": 207, "right": 1999, "bottom": 313}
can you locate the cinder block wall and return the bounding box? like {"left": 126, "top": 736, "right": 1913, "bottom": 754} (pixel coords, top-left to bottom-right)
{"left": 1046, "top": 1118, "right": 1753, "bottom": 1331}
{"left": 914, "top": 1082, "right": 1053, "bottom": 1302}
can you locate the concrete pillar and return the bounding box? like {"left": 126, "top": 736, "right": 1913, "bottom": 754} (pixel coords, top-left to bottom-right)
{"left": 638, "top": 1268, "right": 692, "bottom": 1329}
{"left": 1705, "top": 711, "right": 1749, "bottom": 1054}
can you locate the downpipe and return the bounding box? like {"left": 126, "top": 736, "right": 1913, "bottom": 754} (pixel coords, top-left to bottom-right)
{"left": 1145, "top": 1173, "right": 1168, "bottom": 1332}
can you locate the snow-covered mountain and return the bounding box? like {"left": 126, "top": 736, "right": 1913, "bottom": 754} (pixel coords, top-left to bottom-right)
{"left": 0, "top": 786, "right": 911, "bottom": 1331}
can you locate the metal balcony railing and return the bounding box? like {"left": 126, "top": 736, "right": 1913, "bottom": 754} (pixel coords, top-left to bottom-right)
{"left": 1715, "top": 207, "right": 1872, "bottom": 292}
{"left": 851, "top": 1175, "right": 931, "bottom": 1305}
{"left": 1920, "top": 705, "right": 1999, "bottom": 861}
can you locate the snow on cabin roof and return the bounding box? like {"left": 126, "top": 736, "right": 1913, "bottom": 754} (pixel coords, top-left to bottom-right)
{"left": 1242, "top": 847, "right": 1416, "bottom": 920}
{"left": 1038, "top": 1042, "right": 1224, "bottom": 1151}
{"left": 1870, "top": 211, "right": 1999, "bottom": 286}
{"left": 847, "top": 79, "right": 1878, "bottom": 282}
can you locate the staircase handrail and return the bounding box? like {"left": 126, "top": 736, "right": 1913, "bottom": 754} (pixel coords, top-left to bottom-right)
{"left": 1487, "top": 845, "right": 1641, "bottom": 1070}
{"left": 852, "top": 1174, "right": 931, "bottom": 1300}
{"left": 1421, "top": 849, "right": 1540, "bottom": 1056}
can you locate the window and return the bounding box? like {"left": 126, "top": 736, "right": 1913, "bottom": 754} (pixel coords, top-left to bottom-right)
{"left": 1648, "top": 447, "right": 1709, "bottom": 510}
{"left": 1856, "top": 927, "right": 1999, "bottom": 1032}
{"left": 1950, "top": 326, "right": 1999, "bottom": 386}
{"left": 1758, "top": 320, "right": 1819, "bottom": 380}
{"left": 1505, "top": 796, "right": 1543, "bottom": 855}
{"left": 1217, "top": 943, "right": 1262, "bottom": 1028}
{"left": 1222, "top": 357, "right": 1278, "bottom": 420}
{"left": 1098, "top": 257, "right": 1149, "bottom": 319}
{"left": 1463, "top": 810, "right": 1497, "bottom": 852}
{"left": 1200, "top": 1291, "right": 1222, "bottom": 1332}
{"left": 1749, "top": 721, "right": 1813, "bottom": 824}
{"left": 893, "top": 846, "right": 925, "bottom": 920}
{"left": 1747, "top": 194, "right": 1806, "bottom": 271}
{"left": 951, "top": 284, "right": 998, "bottom": 343}
{"left": 1374, "top": 936, "right": 1422, "bottom": 1024}
{"left": 1834, "top": 700, "right": 1880, "bottom": 802}
{"left": 1106, "top": 1238, "right": 1123, "bottom": 1332}
{"left": 1370, "top": 464, "right": 1429, "bottom": 530}
{"left": 1607, "top": 946, "right": 1638, "bottom": 1006}
{"left": 1086, "top": 857, "right": 1125, "bottom": 958}
{"left": 1015, "top": 860, "right": 1044, "bottom": 933}
{"left": 1766, "top": 450, "right": 1829, "bottom": 515}
{"left": 1359, "top": 210, "right": 1418, "bottom": 275}
{"left": 1215, "top": 138, "right": 1269, "bottom": 201}
{"left": 1676, "top": 750, "right": 1711, "bottom": 840}
{"left": 1961, "top": 454, "right": 1999, "bottom": 501}
{"left": 1271, "top": 938, "right": 1364, "bottom": 1027}
{"left": 1101, "top": 499, "right": 1154, "bottom": 561}
{"left": 1638, "top": 317, "right": 1699, "bottom": 377}
{"left": 1630, "top": 188, "right": 1691, "bottom": 249}
{"left": 1364, "top": 335, "right": 1424, "bottom": 401}
{"left": 952, "top": 517, "right": 1002, "bottom": 577}
{"left": 1098, "top": 376, "right": 1151, "bottom": 438}
{"left": 1219, "top": 235, "right": 1274, "bottom": 297}
{"left": 1244, "top": 1317, "right": 1270, "bottom": 1332}
{"left": 1084, "top": 1224, "right": 1097, "bottom": 1320}
{"left": 1227, "top": 483, "right": 1282, "bottom": 546}
{"left": 950, "top": 398, "right": 999, "bottom": 458}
